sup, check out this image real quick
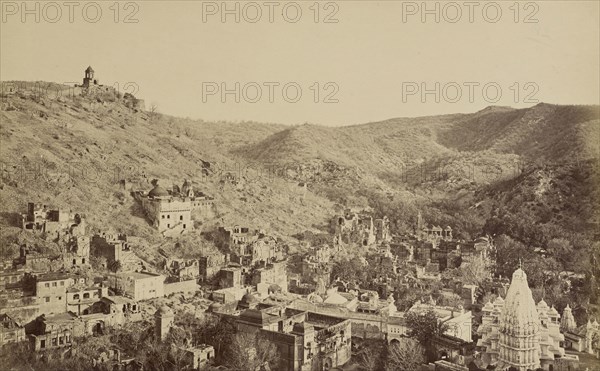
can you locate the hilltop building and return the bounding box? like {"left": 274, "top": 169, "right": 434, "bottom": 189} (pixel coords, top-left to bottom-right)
{"left": 82, "top": 66, "right": 98, "bottom": 88}
{"left": 476, "top": 268, "right": 576, "bottom": 371}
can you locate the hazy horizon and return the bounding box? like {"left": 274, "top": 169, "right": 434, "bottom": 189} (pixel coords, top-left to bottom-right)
{"left": 2, "top": 1, "right": 599, "bottom": 126}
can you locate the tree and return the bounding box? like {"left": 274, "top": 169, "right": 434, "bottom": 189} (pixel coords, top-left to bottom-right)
{"left": 331, "top": 256, "right": 366, "bottom": 282}
{"left": 385, "top": 339, "right": 425, "bottom": 371}
{"left": 405, "top": 309, "right": 448, "bottom": 362}
{"left": 202, "top": 315, "right": 236, "bottom": 359}
{"left": 149, "top": 103, "right": 159, "bottom": 123}
{"left": 90, "top": 255, "right": 107, "bottom": 271}
{"left": 357, "top": 339, "right": 386, "bottom": 371}
{"left": 109, "top": 260, "right": 123, "bottom": 273}
{"left": 436, "top": 292, "right": 463, "bottom": 309}
{"left": 225, "top": 332, "right": 279, "bottom": 371}
{"left": 547, "top": 238, "right": 574, "bottom": 269}
{"left": 459, "top": 254, "right": 492, "bottom": 287}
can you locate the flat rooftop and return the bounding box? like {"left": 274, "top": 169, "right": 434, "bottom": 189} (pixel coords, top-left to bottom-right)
{"left": 119, "top": 271, "right": 162, "bottom": 280}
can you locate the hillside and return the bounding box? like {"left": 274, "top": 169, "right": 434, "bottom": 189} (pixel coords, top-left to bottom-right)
{"left": 0, "top": 83, "right": 335, "bottom": 263}
{"left": 236, "top": 103, "right": 599, "bottom": 171}
{"left": 1, "top": 82, "right": 598, "bottom": 267}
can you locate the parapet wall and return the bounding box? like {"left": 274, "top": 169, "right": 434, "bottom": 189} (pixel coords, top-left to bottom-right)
{"left": 164, "top": 279, "right": 198, "bottom": 296}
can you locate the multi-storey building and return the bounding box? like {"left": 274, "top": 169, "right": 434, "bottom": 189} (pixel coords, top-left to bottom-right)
{"left": 117, "top": 271, "right": 164, "bottom": 301}
{"left": 35, "top": 272, "right": 74, "bottom": 315}
{"left": 228, "top": 295, "right": 352, "bottom": 371}
{"left": 135, "top": 180, "right": 214, "bottom": 237}
{"left": 91, "top": 233, "right": 143, "bottom": 272}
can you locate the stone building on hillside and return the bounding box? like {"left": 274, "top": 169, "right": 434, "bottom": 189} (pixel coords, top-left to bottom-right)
{"left": 0, "top": 314, "right": 26, "bottom": 346}
{"left": 165, "top": 258, "right": 200, "bottom": 280}
{"left": 216, "top": 225, "right": 261, "bottom": 252}
{"left": 91, "top": 233, "right": 145, "bottom": 272}
{"left": 374, "top": 216, "right": 392, "bottom": 243}
{"left": 199, "top": 253, "right": 228, "bottom": 282}
{"left": 134, "top": 180, "right": 214, "bottom": 237}
{"left": 331, "top": 209, "right": 376, "bottom": 246}
{"left": 35, "top": 272, "right": 76, "bottom": 315}
{"left": 21, "top": 203, "right": 86, "bottom": 239}
{"left": 416, "top": 211, "right": 453, "bottom": 243}
{"left": 476, "top": 268, "right": 577, "bottom": 371}
{"left": 116, "top": 271, "right": 164, "bottom": 301}
{"left": 63, "top": 236, "right": 90, "bottom": 268}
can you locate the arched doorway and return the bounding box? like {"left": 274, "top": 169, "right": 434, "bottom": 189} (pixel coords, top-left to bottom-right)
{"left": 92, "top": 322, "right": 103, "bottom": 336}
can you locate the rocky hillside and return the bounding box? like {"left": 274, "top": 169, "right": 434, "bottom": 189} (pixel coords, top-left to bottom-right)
{"left": 0, "top": 83, "right": 334, "bottom": 262}
{"left": 1, "top": 81, "right": 598, "bottom": 264}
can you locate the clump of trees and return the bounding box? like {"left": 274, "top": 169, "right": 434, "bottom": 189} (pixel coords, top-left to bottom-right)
{"left": 357, "top": 338, "right": 425, "bottom": 371}
{"left": 405, "top": 309, "right": 449, "bottom": 362}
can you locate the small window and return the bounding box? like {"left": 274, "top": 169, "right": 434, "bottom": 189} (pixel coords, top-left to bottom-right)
{"left": 52, "top": 282, "right": 57, "bottom": 287}
{"left": 167, "top": 214, "right": 170, "bottom": 219}
{"left": 40, "top": 340, "right": 46, "bottom": 349}
{"left": 82, "top": 258, "right": 85, "bottom": 264}
{"left": 183, "top": 224, "right": 186, "bottom": 229}
{"left": 180, "top": 215, "right": 183, "bottom": 220}
{"left": 59, "top": 337, "right": 64, "bottom": 345}
{"left": 167, "top": 224, "right": 170, "bottom": 228}
{"left": 52, "top": 338, "right": 57, "bottom": 346}
{"left": 83, "top": 293, "right": 90, "bottom": 299}
{"left": 60, "top": 281, "right": 64, "bottom": 286}
{"left": 45, "top": 283, "right": 50, "bottom": 288}
{"left": 57, "top": 296, "right": 62, "bottom": 300}
{"left": 73, "top": 294, "right": 80, "bottom": 300}
{"left": 45, "top": 297, "right": 50, "bottom": 302}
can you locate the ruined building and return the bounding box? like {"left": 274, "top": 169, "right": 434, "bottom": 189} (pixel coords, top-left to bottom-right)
{"left": 91, "top": 233, "right": 144, "bottom": 272}
{"left": 0, "top": 314, "right": 26, "bottom": 346}
{"left": 416, "top": 211, "right": 453, "bottom": 243}
{"left": 21, "top": 203, "right": 86, "bottom": 239}
{"left": 331, "top": 209, "right": 391, "bottom": 246}
{"left": 198, "top": 253, "right": 228, "bottom": 282}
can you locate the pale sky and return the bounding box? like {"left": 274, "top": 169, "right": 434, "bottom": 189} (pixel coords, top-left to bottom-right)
{"left": 1, "top": 0, "right": 599, "bottom": 126}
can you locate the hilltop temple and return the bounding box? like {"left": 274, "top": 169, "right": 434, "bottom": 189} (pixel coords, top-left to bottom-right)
{"left": 476, "top": 267, "right": 578, "bottom": 371}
